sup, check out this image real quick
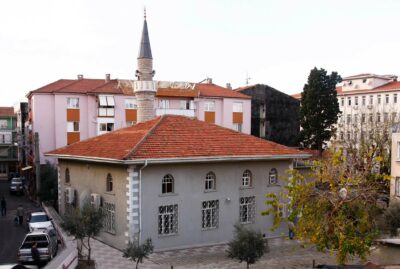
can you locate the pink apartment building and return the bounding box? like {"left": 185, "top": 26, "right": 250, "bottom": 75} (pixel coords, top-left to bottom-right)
{"left": 26, "top": 15, "right": 251, "bottom": 165}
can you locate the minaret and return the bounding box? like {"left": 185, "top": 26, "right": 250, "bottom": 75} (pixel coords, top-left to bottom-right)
{"left": 134, "top": 9, "right": 157, "bottom": 123}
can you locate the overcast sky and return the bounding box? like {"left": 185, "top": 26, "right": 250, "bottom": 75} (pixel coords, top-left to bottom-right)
{"left": 1, "top": 0, "right": 400, "bottom": 106}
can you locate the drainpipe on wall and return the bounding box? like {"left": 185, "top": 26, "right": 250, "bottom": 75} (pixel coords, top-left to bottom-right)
{"left": 138, "top": 160, "right": 148, "bottom": 244}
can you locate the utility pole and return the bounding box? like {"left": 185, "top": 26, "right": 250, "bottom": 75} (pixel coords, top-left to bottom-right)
{"left": 34, "top": 132, "right": 41, "bottom": 202}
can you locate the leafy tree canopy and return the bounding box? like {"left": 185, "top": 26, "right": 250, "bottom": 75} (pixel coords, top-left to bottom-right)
{"left": 123, "top": 238, "right": 154, "bottom": 269}
{"left": 264, "top": 147, "right": 388, "bottom": 264}
{"left": 62, "top": 200, "right": 104, "bottom": 262}
{"left": 226, "top": 224, "right": 268, "bottom": 269}
{"left": 299, "top": 67, "right": 342, "bottom": 152}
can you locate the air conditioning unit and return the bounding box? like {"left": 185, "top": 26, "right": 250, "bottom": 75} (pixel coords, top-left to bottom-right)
{"left": 65, "top": 187, "right": 75, "bottom": 204}
{"left": 90, "top": 193, "right": 101, "bottom": 209}
{"left": 353, "top": 106, "right": 358, "bottom": 110}
{"left": 367, "top": 105, "right": 373, "bottom": 109}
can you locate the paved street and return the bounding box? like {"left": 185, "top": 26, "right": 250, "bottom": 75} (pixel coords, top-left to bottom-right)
{"left": 0, "top": 179, "right": 40, "bottom": 263}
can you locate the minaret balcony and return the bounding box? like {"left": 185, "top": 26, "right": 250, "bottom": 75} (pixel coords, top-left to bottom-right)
{"left": 133, "top": 81, "right": 157, "bottom": 93}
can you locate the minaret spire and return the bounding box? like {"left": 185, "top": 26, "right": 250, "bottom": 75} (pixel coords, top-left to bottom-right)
{"left": 134, "top": 12, "right": 157, "bottom": 123}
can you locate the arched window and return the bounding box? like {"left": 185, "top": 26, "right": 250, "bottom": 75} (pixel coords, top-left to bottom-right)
{"left": 106, "top": 173, "right": 113, "bottom": 192}
{"left": 65, "top": 168, "right": 70, "bottom": 184}
{"left": 269, "top": 168, "right": 278, "bottom": 185}
{"left": 205, "top": 172, "right": 216, "bottom": 191}
{"left": 162, "top": 174, "right": 174, "bottom": 194}
{"left": 242, "top": 170, "right": 252, "bottom": 187}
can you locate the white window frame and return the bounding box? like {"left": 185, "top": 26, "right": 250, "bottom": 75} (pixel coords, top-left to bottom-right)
{"left": 67, "top": 121, "right": 79, "bottom": 132}
{"left": 106, "top": 173, "right": 113, "bottom": 192}
{"left": 362, "top": 96, "right": 366, "bottom": 106}
{"left": 0, "top": 120, "right": 7, "bottom": 129}
{"left": 347, "top": 97, "right": 351, "bottom": 106}
{"left": 201, "top": 200, "right": 219, "bottom": 229}
{"left": 67, "top": 97, "right": 79, "bottom": 109}
{"left": 103, "top": 202, "right": 116, "bottom": 234}
{"left": 98, "top": 95, "right": 115, "bottom": 117}
{"left": 396, "top": 177, "right": 400, "bottom": 197}
{"left": 162, "top": 174, "right": 174, "bottom": 194}
{"left": 269, "top": 168, "right": 278, "bottom": 185}
{"left": 354, "top": 96, "right": 358, "bottom": 106}
{"left": 385, "top": 94, "right": 390, "bottom": 104}
{"left": 397, "top": 141, "right": 400, "bottom": 160}
{"left": 205, "top": 172, "right": 216, "bottom": 191}
{"left": 159, "top": 100, "right": 170, "bottom": 109}
{"left": 394, "top": 94, "right": 398, "bottom": 104}
{"left": 377, "top": 95, "right": 381, "bottom": 104}
{"left": 125, "top": 99, "right": 137, "bottom": 109}
{"left": 233, "top": 123, "right": 242, "bottom": 132}
{"left": 239, "top": 196, "right": 256, "bottom": 224}
{"left": 242, "top": 170, "right": 252, "bottom": 187}
{"left": 99, "top": 123, "right": 114, "bottom": 132}
{"left": 158, "top": 204, "right": 178, "bottom": 235}
{"left": 204, "top": 101, "right": 215, "bottom": 112}
{"left": 233, "top": 102, "right": 243, "bottom": 113}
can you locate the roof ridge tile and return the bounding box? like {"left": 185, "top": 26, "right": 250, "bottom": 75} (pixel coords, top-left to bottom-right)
{"left": 122, "top": 116, "right": 164, "bottom": 160}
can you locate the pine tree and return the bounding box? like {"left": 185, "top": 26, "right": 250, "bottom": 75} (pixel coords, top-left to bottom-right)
{"left": 299, "top": 67, "right": 341, "bottom": 153}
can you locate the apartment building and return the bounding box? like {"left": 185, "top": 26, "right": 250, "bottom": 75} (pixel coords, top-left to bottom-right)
{"left": 0, "top": 107, "right": 17, "bottom": 179}
{"left": 26, "top": 16, "right": 251, "bottom": 165}
{"left": 336, "top": 74, "right": 399, "bottom": 141}
{"left": 391, "top": 123, "right": 400, "bottom": 202}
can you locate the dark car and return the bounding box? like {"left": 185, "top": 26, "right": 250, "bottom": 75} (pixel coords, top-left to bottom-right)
{"left": 9, "top": 178, "right": 24, "bottom": 195}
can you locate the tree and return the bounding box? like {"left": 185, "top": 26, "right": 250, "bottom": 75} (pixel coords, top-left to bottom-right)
{"left": 226, "top": 224, "right": 268, "bottom": 269}
{"left": 61, "top": 200, "right": 104, "bottom": 262}
{"left": 38, "top": 161, "right": 58, "bottom": 207}
{"left": 264, "top": 147, "right": 387, "bottom": 264}
{"left": 123, "top": 238, "right": 154, "bottom": 269}
{"left": 299, "top": 67, "right": 342, "bottom": 154}
{"left": 384, "top": 202, "right": 400, "bottom": 236}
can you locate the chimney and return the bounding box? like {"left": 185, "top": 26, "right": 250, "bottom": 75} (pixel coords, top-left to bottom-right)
{"left": 226, "top": 83, "right": 232, "bottom": 89}
{"left": 105, "top": 74, "right": 111, "bottom": 82}
{"left": 77, "top": 74, "right": 84, "bottom": 80}
{"left": 206, "top": 78, "right": 213, "bottom": 84}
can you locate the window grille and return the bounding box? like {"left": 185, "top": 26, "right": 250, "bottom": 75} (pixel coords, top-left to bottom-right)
{"left": 65, "top": 168, "right": 70, "bottom": 184}
{"left": 202, "top": 200, "right": 219, "bottom": 229}
{"left": 239, "top": 196, "right": 255, "bottom": 224}
{"left": 158, "top": 204, "right": 178, "bottom": 235}
{"left": 103, "top": 202, "right": 116, "bottom": 234}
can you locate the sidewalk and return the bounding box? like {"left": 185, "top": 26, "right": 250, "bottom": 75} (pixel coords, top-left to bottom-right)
{"left": 89, "top": 237, "right": 337, "bottom": 269}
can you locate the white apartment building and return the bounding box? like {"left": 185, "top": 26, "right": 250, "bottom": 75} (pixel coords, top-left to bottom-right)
{"left": 335, "top": 74, "right": 400, "bottom": 141}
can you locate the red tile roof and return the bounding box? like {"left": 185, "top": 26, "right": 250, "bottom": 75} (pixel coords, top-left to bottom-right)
{"left": 196, "top": 83, "right": 250, "bottom": 99}
{"left": 47, "top": 115, "right": 307, "bottom": 162}
{"left": 29, "top": 79, "right": 250, "bottom": 99}
{"left": 0, "top": 107, "right": 14, "bottom": 117}
{"left": 292, "top": 81, "right": 400, "bottom": 99}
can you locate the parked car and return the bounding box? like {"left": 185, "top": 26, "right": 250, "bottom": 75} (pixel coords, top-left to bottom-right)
{"left": 27, "top": 212, "right": 54, "bottom": 232}
{"left": 18, "top": 230, "right": 58, "bottom": 263}
{"left": 9, "top": 178, "right": 24, "bottom": 195}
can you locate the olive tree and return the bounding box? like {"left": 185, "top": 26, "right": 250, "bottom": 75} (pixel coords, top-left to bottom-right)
{"left": 226, "top": 224, "right": 268, "bottom": 269}
{"left": 123, "top": 238, "right": 154, "bottom": 269}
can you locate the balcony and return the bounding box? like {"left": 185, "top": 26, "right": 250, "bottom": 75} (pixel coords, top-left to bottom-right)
{"left": 156, "top": 108, "right": 195, "bottom": 117}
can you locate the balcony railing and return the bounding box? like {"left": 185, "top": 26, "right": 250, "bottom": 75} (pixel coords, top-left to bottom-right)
{"left": 156, "top": 108, "right": 195, "bottom": 117}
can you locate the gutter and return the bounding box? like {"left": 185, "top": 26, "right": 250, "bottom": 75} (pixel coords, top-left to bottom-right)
{"left": 45, "top": 153, "right": 311, "bottom": 165}
{"left": 138, "top": 160, "right": 148, "bottom": 244}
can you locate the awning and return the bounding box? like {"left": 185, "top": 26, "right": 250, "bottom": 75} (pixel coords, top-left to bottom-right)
{"left": 21, "top": 166, "right": 32, "bottom": 171}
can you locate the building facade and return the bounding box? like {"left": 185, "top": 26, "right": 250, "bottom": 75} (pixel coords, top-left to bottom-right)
{"left": 335, "top": 74, "right": 400, "bottom": 142}
{"left": 292, "top": 73, "right": 400, "bottom": 144}
{"left": 0, "top": 107, "right": 17, "bottom": 179}
{"left": 236, "top": 84, "right": 300, "bottom": 146}
{"left": 391, "top": 123, "right": 400, "bottom": 202}
{"left": 47, "top": 115, "right": 309, "bottom": 250}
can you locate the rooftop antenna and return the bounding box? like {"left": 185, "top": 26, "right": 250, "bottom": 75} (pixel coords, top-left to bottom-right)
{"left": 245, "top": 72, "right": 251, "bottom": 85}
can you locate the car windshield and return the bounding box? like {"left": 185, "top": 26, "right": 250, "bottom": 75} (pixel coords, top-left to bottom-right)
{"left": 11, "top": 178, "right": 22, "bottom": 184}
{"left": 30, "top": 215, "right": 49, "bottom": 223}
{"left": 11, "top": 182, "right": 22, "bottom": 186}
